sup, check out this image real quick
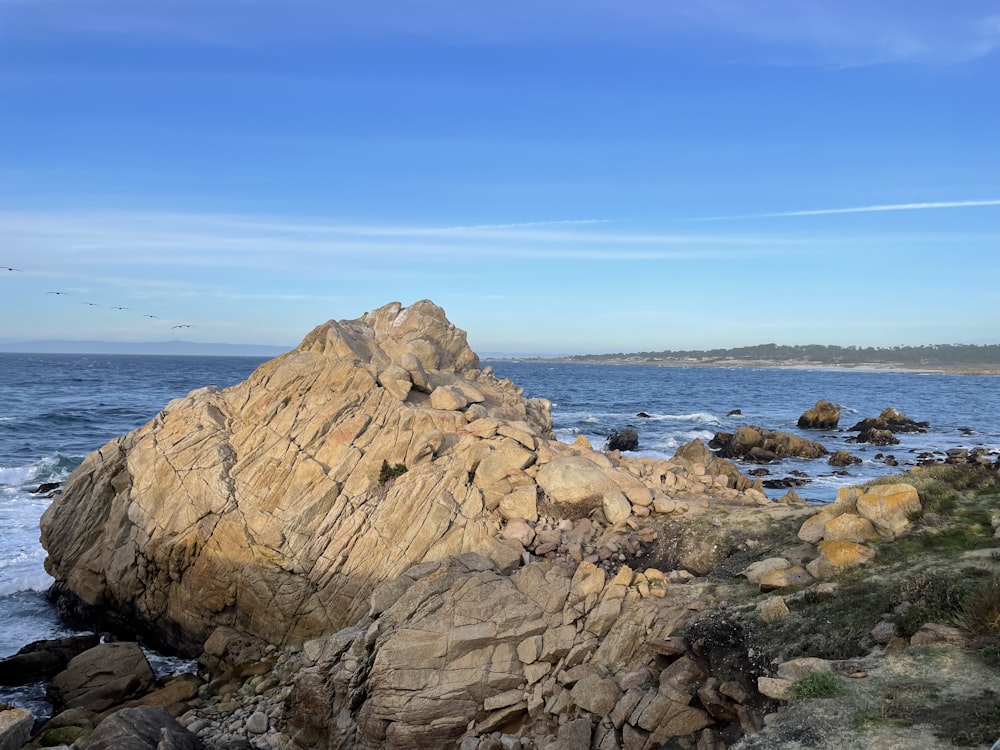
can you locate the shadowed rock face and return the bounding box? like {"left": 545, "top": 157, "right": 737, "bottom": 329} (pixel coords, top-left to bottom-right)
{"left": 40, "top": 300, "right": 759, "bottom": 655}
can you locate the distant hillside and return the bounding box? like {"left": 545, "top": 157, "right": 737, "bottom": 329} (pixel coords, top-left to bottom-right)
{"left": 0, "top": 339, "right": 291, "bottom": 357}
{"left": 558, "top": 343, "right": 1000, "bottom": 370}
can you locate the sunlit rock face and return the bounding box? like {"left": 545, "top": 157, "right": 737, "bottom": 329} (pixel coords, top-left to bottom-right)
{"left": 41, "top": 301, "right": 554, "bottom": 650}
{"left": 40, "top": 299, "right": 762, "bottom": 654}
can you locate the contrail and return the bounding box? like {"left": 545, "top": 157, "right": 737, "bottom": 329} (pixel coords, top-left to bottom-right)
{"left": 694, "top": 199, "right": 1000, "bottom": 221}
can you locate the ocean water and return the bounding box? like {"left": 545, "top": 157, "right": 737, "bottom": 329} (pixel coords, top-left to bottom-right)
{"left": 0, "top": 353, "right": 270, "bottom": 711}
{"left": 1, "top": 354, "right": 998, "bottom": 703}
{"left": 491, "top": 361, "right": 1000, "bottom": 497}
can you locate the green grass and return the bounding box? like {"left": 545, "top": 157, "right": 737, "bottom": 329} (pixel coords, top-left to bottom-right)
{"left": 789, "top": 671, "right": 844, "bottom": 699}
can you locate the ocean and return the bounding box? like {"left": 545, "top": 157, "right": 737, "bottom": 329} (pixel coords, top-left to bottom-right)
{"left": 2, "top": 353, "right": 998, "bottom": 711}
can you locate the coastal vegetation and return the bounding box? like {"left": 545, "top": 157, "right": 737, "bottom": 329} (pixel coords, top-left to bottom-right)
{"left": 560, "top": 343, "right": 1000, "bottom": 370}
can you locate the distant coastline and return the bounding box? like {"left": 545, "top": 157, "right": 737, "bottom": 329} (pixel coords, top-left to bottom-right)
{"left": 499, "top": 358, "right": 1000, "bottom": 376}
{"left": 487, "top": 342, "right": 1000, "bottom": 376}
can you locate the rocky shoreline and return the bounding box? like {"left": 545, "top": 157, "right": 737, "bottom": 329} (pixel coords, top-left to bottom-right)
{"left": 3, "top": 301, "right": 999, "bottom": 750}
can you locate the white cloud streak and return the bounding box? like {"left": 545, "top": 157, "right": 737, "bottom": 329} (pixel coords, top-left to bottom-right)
{"left": 0, "top": 210, "right": 793, "bottom": 270}
{"left": 695, "top": 199, "right": 1000, "bottom": 221}
{"left": 3, "top": 0, "right": 997, "bottom": 66}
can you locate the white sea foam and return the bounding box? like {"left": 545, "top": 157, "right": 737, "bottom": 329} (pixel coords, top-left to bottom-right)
{"left": 0, "top": 571, "right": 53, "bottom": 597}
{"left": 0, "top": 466, "right": 33, "bottom": 487}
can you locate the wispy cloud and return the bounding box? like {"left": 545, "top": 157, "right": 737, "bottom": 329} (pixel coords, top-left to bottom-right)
{"left": 0, "top": 210, "right": 792, "bottom": 270}
{"left": 695, "top": 199, "right": 1000, "bottom": 221}
{"left": 4, "top": 0, "right": 997, "bottom": 66}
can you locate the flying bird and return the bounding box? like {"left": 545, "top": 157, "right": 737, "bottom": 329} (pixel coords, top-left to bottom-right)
{"left": 111, "top": 306, "right": 129, "bottom": 310}
{"left": 171, "top": 324, "right": 194, "bottom": 329}
{"left": 45, "top": 291, "right": 69, "bottom": 295}
{"left": 81, "top": 302, "right": 100, "bottom": 307}
{"left": 2, "top": 267, "right": 20, "bottom": 272}
{"left": 144, "top": 314, "right": 159, "bottom": 319}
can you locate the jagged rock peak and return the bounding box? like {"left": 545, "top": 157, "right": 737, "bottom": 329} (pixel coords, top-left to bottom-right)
{"left": 298, "top": 299, "right": 481, "bottom": 374}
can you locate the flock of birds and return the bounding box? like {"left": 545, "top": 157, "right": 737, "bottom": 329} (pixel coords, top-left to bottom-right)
{"left": 3, "top": 266, "right": 195, "bottom": 329}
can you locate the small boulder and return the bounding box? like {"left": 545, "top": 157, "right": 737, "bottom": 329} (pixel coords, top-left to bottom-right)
{"left": 605, "top": 428, "right": 639, "bottom": 452}
{"left": 855, "top": 483, "right": 921, "bottom": 539}
{"left": 0, "top": 707, "right": 34, "bottom": 750}
{"left": 75, "top": 706, "right": 199, "bottom": 750}
{"left": 536, "top": 456, "right": 618, "bottom": 506}
{"left": 829, "top": 450, "right": 862, "bottom": 467}
{"left": 49, "top": 642, "right": 156, "bottom": 713}
{"left": 798, "top": 400, "right": 841, "bottom": 429}
{"left": 757, "top": 677, "right": 792, "bottom": 701}
{"left": 850, "top": 427, "right": 899, "bottom": 446}
{"left": 806, "top": 540, "right": 875, "bottom": 579}
{"left": 758, "top": 565, "right": 813, "bottom": 591}
{"left": 740, "top": 558, "right": 792, "bottom": 584}
{"left": 776, "top": 657, "right": 833, "bottom": 682}
{"left": 602, "top": 490, "right": 633, "bottom": 526}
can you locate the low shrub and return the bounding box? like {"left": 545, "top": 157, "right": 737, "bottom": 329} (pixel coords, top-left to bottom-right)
{"left": 378, "top": 460, "right": 408, "bottom": 484}
{"left": 961, "top": 576, "right": 1000, "bottom": 636}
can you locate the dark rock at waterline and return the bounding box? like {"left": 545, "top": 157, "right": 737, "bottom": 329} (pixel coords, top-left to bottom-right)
{"left": 75, "top": 706, "right": 200, "bottom": 750}
{"left": 848, "top": 427, "right": 899, "bottom": 446}
{"left": 829, "top": 450, "right": 862, "bottom": 467}
{"left": 49, "top": 642, "right": 155, "bottom": 713}
{"left": 726, "top": 409, "right": 742, "bottom": 417}
{"left": 0, "top": 634, "right": 100, "bottom": 686}
{"left": 605, "top": 428, "right": 639, "bottom": 452}
{"left": 710, "top": 425, "right": 828, "bottom": 463}
{"left": 636, "top": 411, "right": 652, "bottom": 418}
{"left": 762, "top": 477, "right": 811, "bottom": 489}
{"left": 32, "top": 481, "right": 62, "bottom": 496}
{"left": 797, "top": 399, "right": 841, "bottom": 430}
{"left": 848, "top": 407, "right": 929, "bottom": 434}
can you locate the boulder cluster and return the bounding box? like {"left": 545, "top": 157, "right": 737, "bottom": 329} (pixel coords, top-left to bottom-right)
{"left": 738, "top": 483, "right": 921, "bottom": 600}
{"left": 22, "top": 300, "right": 808, "bottom": 749}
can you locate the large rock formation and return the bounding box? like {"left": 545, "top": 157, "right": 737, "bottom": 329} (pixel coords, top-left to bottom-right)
{"left": 40, "top": 301, "right": 761, "bottom": 655}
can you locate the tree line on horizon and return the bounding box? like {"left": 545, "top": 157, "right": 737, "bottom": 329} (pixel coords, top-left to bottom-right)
{"left": 562, "top": 343, "right": 1000, "bottom": 366}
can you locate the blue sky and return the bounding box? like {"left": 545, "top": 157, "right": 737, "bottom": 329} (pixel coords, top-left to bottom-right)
{"left": 1, "top": 1, "right": 998, "bottom": 355}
